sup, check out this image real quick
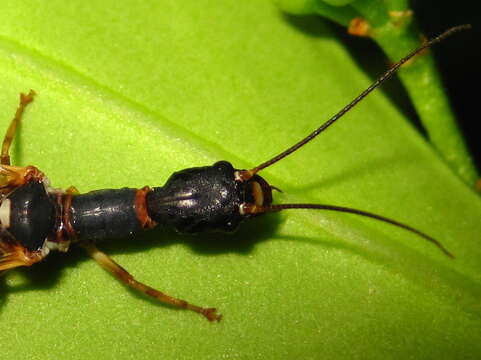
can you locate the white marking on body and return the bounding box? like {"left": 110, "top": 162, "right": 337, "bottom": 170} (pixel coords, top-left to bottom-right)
{"left": 45, "top": 240, "right": 71, "bottom": 253}
{"left": 239, "top": 203, "right": 246, "bottom": 215}
{"left": 40, "top": 242, "right": 51, "bottom": 257}
{"left": 0, "top": 198, "right": 11, "bottom": 228}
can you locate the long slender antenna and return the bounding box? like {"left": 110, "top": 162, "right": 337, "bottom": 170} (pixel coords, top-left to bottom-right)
{"left": 266, "top": 204, "right": 454, "bottom": 258}
{"left": 246, "top": 24, "right": 471, "bottom": 177}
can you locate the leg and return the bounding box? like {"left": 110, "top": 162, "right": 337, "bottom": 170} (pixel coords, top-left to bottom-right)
{"left": 0, "top": 236, "right": 44, "bottom": 272}
{"left": 66, "top": 186, "right": 80, "bottom": 195}
{"left": 1, "top": 90, "right": 36, "bottom": 165}
{"left": 0, "top": 165, "right": 44, "bottom": 192}
{"left": 82, "top": 243, "right": 222, "bottom": 322}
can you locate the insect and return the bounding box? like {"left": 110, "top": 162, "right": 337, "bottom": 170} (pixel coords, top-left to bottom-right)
{"left": 0, "top": 25, "right": 467, "bottom": 322}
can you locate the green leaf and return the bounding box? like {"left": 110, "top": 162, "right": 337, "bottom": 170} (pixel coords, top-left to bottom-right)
{"left": 0, "top": 1, "right": 480, "bottom": 359}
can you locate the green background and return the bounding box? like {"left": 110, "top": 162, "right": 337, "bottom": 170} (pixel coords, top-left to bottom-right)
{"left": 0, "top": 1, "right": 480, "bottom": 359}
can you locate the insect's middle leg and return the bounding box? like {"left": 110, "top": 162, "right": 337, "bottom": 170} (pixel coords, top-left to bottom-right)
{"left": 82, "top": 244, "right": 222, "bottom": 322}
{"left": 1, "top": 90, "right": 36, "bottom": 166}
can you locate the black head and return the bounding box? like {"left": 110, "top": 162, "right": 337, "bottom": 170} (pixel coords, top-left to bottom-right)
{"left": 146, "top": 161, "right": 273, "bottom": 233}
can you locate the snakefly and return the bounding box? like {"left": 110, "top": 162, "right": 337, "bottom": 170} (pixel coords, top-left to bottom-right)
{"left": 0, "top": 26, "right": 467, "bottom": 322}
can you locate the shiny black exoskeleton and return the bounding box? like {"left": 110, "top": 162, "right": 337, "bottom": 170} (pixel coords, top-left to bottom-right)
{"left": 70, "top": 188, "right": 142, "bottom": 241}
{"left": 66, "top": 160, "right": 272, "bottom": 239}
{"left": 1, "top": 161, "right": 273, "bottom": 254}
{"left": 5, "top": 180, "right": 56, "bottom": 251}
{"left": 147, "top": 161, "right": 272, "bottom": 233}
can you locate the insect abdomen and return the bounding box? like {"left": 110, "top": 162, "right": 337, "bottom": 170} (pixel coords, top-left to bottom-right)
{"left": 69, "top": 188, "right": 146, "bottom": 241}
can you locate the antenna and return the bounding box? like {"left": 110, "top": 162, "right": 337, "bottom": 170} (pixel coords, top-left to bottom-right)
{"left": 267, "top": 204, "right": 454, "bottom": 258}
{"left": 237, "top": 26, "right": 471, "bottom": 258}
{"left": 239, "top": 24, "right": 471, "bottom": 181}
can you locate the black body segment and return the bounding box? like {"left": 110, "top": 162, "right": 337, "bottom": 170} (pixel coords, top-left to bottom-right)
{"left": 70, "top": 188, "right": 142, "bottom": 241}
{"left": 7, "top": 181, "right": 56, "bottom": 251}
{"left": 147, "top": 161, "right": 245, "bottom": 233}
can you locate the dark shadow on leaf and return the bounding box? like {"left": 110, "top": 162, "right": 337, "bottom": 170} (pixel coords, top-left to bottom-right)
{"left": 281, "top": 13, "right": 332, "bottom": 39}
{"left": 4, "top": 247, "right": 84, "bottom": 292}
{"left": 0, "top": 278, "right": 7, "bottom": 312}
{"left": 283, "top": 153, "right": 403, "bottom": 193}
{"left": 0, "top": 247, "right": 84, "bottom": 317}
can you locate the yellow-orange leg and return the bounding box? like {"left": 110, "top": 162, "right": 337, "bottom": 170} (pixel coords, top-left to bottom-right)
{"left": 0, "top": 236, "right": 44, "bottom": 271}
{"left": 66, "top": 186, "right": 80, "bottom": 195}
{"left": 1, "top": 90, "right": 36, "bottom": 166}
{"left": 82, "top": 244, "right": 222, "bottom": 322}
{"left": 0, "top": 165, "right": 45, "bottom": 194}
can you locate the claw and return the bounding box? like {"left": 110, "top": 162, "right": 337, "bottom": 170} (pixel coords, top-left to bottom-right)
{"left": 201, "top": 307, "right": 222, "bottom": 322}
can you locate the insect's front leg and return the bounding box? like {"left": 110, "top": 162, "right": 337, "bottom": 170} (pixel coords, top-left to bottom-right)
{"left": 0, "top": 165, "right": 45, "bottom": 192}
{"left": 1, "top": 90, "right": 35, "bottom": 166}
{"left": 0, "top": 233, "right": 45, "bottom": 271}
{"left": 81, "top": 243, "right": 222, "bottom": 322}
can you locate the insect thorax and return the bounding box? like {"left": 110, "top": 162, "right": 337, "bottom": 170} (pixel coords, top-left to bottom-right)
{"left": 1, "top": 180, "right": 56, "bottom": 252}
